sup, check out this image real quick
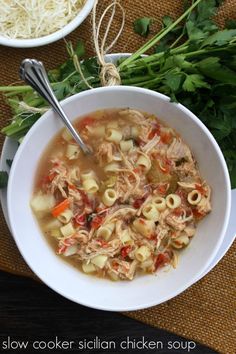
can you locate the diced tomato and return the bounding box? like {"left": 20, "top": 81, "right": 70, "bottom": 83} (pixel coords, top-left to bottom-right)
{"left": 155, "top": 253, "right": 169, "bottom": 270}
{"left": 139, "top": 219, "right": 146, "bottom": 225}
{"left": 158, "top": 158, "right": 172, "bottom": 173}
{"left": 75, "top": 214, "right": 86, "bottom": 226}
{"left": 47, "top": 171, "right": 57, "bottom": 182}
{"left": 63, "top": 238, "right": 75, "bottom": 246}
{"left": 195, "top": 184, "right": 206, "bottom": 195}
{"left": 192, "top": 208, "right": 204, "bottom": 219}
{"left": 136, "top": 139, "right": 145, "bottom": 147}
{"left": 39, "top": 171, "right": 57, "bottom": 186}
{"left": 173, "top": 208, "right": 183, "bottom": 217}
{"left": 113, "top": 262, "right": 119, "bottom": 271}
{"left": 133, "top": 198, "right": 145, "bottom": 209}
{"left": 78, "top": 190, "right": 90, "bottom": 206}
{"left": 68, "top": 183, "right": 77, "bottom": 190}
{"left": 150, "top": 234, "right": 157, "bottom": 241}
{"left": 78, "top": 117, "right": 95, "bottom": 130}
{"left": 97, "top": 239, "right": 109, "bottom": 248}
{"left": 58, "top": 245, "right": 67, "bottom": 255}
{"left": 121, "top": 246, "right": 132, "bottom": 259}
{"left": 156, "top": 183, "right": 169, "bottom": 195}
{"left": 53, "top": 161, "right": 60, "bottom": 168}
{"left": 160, "top": 132, "right": 172, "bottom": 144}
{"left": 148, "top": 126, "right": 161, "bottom": 140}
{"left": 133, "top": 167, "right": 141, "bottom": 174}
{"left": 96, "top": 207, "right": 108, "bottom": 215}
{"left": 176, "top": 189, "right": 187, "bottom": 202}
{"left": 91, "top": 215, "right": 104, "bottom": 229}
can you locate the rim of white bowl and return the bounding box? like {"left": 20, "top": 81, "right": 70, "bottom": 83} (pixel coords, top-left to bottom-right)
{"left": 7, "top": 86, "right": 231, "bottom": 311}
{"left": 0, "top": 0, "right": 95, "bottom": 48}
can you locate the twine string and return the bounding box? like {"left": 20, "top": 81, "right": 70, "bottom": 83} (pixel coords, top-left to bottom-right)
{"left": 93, "top": 0, "right": 125, "bottom": 86}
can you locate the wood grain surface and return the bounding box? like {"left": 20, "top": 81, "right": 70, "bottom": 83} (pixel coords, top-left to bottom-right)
{"left": 0, "top": 271, "right": 217, "bottom": 354}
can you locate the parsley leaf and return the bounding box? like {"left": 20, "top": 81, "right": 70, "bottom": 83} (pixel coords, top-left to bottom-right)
{"left": 133, "top": 17, "right": 152, "bottom": 37}
{"left": 182, "top": 74, "right": 210, "bottom": 92}
{"left": 225, "top": 19, "right": 236, "bottom": 29}
{"left": 201, "top": 29, "right": 236, "bottom": 47}
{"left": 0, "top": 171, "right": 8, "bottom": 188}
{"left": 6, "top": 159, "right": 13, "bottom": 168}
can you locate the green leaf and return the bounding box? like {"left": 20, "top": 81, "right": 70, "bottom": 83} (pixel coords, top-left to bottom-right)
{"left": 162, "top": 16, "right": 173, "bottom": 28}
{"left": 197, "top": 57, "right": 236, "bottom": 85}
{"left": 164, "top": 69, "right": 184, "bottom": 92}
{"left": 53, "top": 82, "right": 71, "bottom": 100}
{"left": 133, "top": 17, "right": 152, "bottom": 37}
{"left": 201, "top": 29, "right": 236, "bottom": 47}
{"left": 82, "top": 57, "right": 100, "bottom": 76}
{"left": 225, "top": 19, "right": 236, "bottom": 29}
{"left": 0, "top": 171, "right": 8, "bottom": 188}
{"left": 48, "top": 69, "right": 61, "bottom": 83}
{"left": 6, "top": 159, "right": 13, "bottom": 168}
{"left": 75, "top": 40, "right": 86, "bottom": 58}
{"left": 197, "top": 0, "right": 219, "bottom": 22}
{"left": 182, "top": 74, "right": 210, "bottom": 92}
{"left": 186, "top": 20, "right": 207, "bottom": 42}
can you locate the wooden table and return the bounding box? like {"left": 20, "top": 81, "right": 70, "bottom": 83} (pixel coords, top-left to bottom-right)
{"left": 0, "top": 271, "right": 217, "bottom": 353}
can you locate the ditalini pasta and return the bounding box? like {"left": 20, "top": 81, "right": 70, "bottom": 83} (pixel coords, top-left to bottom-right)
{"left": 31, "top": 109, "right": 212, "bottom": 280}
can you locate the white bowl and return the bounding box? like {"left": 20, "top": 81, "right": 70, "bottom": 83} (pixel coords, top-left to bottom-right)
{"left": 7, "top": 86, "right": 231, "bottom": 311}
{"left": 0, "top": 0, "right": 95, "bottom": 48}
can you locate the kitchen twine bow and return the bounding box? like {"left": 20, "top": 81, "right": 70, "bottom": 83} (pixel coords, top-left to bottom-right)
{"left": 69, "top": 0, "right": 125, "bottom": 88}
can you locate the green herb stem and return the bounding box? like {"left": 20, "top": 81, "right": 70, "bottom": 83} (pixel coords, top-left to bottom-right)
{"left": 118, "top": 0, "right": 203, "bottom": 69}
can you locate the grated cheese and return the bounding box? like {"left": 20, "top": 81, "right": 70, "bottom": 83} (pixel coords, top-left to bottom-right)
{"left": 0, "top": 0, "right": 86, "bottom": 39}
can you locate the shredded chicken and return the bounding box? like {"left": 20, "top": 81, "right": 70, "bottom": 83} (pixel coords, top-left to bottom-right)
{"left": 167, "top": 138, "right": 193, "bottom": 162}
{"left": 95, "top": 142, "right": 114, "bottom": 164}
{"left": 32, "top": 109, "right": 212, "bottom": 281}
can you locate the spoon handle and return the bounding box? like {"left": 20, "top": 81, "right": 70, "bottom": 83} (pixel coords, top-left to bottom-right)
{"left": 19, "top": 59, "right": 91, "bottom": 155}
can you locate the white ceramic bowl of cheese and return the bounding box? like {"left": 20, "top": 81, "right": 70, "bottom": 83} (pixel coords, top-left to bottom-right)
{"left": 0, "top": 0, "right": 95, "bottom": 48}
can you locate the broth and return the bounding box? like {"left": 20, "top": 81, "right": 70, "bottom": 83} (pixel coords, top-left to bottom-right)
{"left": 31, "top": 108, "right": 212, "bottom": 281}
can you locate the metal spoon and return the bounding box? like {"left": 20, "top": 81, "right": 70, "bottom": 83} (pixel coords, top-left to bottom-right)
{"left": 19, "top": 59, "right": 91, "bottom": 155}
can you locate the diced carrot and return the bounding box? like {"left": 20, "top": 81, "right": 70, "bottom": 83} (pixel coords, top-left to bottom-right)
{"left": 51, "top": 198, "right": 70, "bottom": 217}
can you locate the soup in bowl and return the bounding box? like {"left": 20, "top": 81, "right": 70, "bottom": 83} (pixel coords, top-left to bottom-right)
{"left": 7, "top": 86, "right": 231, "bottom": 310}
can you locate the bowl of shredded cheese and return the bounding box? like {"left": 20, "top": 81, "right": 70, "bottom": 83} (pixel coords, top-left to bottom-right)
{"left": 0, "top": 0, "right": 95, "bottom": 48}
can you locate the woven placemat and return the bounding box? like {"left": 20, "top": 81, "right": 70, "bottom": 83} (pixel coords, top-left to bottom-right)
{"left": 0, "top": 1, "right": 235, "bottom": 353}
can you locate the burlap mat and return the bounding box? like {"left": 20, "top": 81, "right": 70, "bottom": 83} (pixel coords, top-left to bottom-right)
{"left": 0, "top": 1, "right": 235, "bottom": 353}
